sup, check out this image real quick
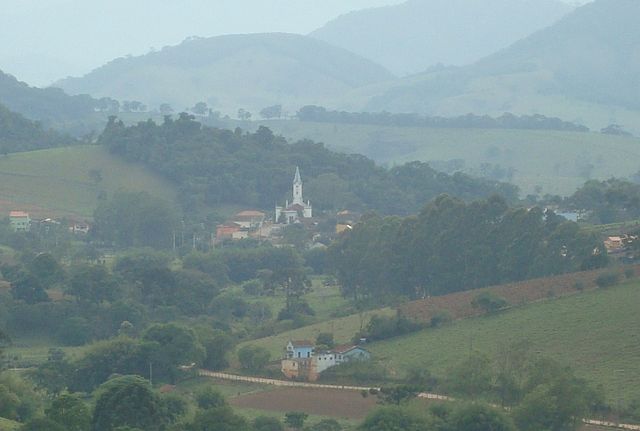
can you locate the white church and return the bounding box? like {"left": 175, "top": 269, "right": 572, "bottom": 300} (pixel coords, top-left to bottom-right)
{"left": 275, "top": 167, "right": 313, "bottom": 224}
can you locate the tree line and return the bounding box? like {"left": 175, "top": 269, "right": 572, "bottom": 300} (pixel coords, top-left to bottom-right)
{"left": 0, "top": 103, "right": 75, "bottom": 154}
{"left": 329, "top": 195, "right": 608, "bottom": 302}
{"left": 297, "top": 105, "right": 590, "bottom": 132}
{"left": 97, "top": 114, "right": 518, "bottom": 216}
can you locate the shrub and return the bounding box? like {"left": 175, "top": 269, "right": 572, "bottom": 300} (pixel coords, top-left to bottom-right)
{"left": 596, "top": 272, "right": 619, "bottom": 288}
{"left": 430, "top": 310, "right": 453, "bottom": 328}
{"left": 363, "top": 314, "right": 423, "bottom": 342}
{"left": 237, "top": 345, "right": 270, "bottom": 372}
{"left": 573, "top": 281, "right": 585, "bottom": 291}
{"left": 625, "top": 268, "right": 635, "bottom": 279}
{"left": 472, "top": 292, "right": 508, "bottom": 313}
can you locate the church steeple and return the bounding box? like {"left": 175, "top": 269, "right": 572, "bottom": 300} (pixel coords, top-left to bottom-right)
{"left": 292, "top": 166, "right": 304, "bottom": 205}
{"left": 293, "top": 166, "right": 302, "bottom": 185}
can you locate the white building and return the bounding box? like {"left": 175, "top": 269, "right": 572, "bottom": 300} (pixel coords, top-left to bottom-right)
{"left": 9, "top": 211, "right": 31, "bottom": 232}
{"left": 275, "top": 167, "right": 312, "bottom": 224}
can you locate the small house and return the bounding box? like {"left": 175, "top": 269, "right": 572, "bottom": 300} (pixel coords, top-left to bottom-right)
{"left": 233, "top": 210, "right": 266, "bottom": 229}
{"left": 9, "top": 211, "right": 31, "bottom": 232}
{"left": 281, "top": 340, "right": 371, "bottom": 382}
{"left": 285, "top": 340, "right": 314, "bottom": 359}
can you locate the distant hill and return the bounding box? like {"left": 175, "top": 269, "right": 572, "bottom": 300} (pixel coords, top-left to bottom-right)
{"left": 310, "top": 0, "right": 572, "bottom": 76}
{"left": 0, "top": 103, "right": 76, "bottom": 153}
{"left": 55, "top": 33, "right": 395, "bottom": 115}
{"left": 0, "top": 69, "right": 97, "bottom": 126}
{"left": 361, "top": 0, "right": 640, "bottom": 132}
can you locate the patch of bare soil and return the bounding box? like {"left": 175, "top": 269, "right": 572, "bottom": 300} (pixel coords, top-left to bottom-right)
{"left": 229, "top": 387, "right": 378, "bottom": 420}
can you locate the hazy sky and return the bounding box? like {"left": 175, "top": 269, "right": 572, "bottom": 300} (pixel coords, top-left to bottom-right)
{"left": 1, "top": 0, "right": 591, "bottom": 87}
{"left": 0, "top": 0, "right": 405, "bottom": 86}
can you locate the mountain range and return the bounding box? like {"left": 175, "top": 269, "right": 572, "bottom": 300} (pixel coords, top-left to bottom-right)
{"left": 54, "top": 33, "right": 394, "bottom": 114}
{"left": 357, "top": 0, "right": 640, "bottom": 131}
{"left": 310, "top": 0, "right": 573, "bottom": 76}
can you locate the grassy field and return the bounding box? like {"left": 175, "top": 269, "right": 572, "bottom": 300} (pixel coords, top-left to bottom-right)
{"left": 0, "top": 418, "right": 19, "bottom": 431}
{"left": 367, "top": 280, "right": 640, "bottom": 403}
{"left": 261, "top": 120, "right": 640, "bottom": 196}
{"left": 237, "top": 306, "right": 395, "bottom": 360}
{"left": 0, "top": 145, "right": 177, "bottom": 219}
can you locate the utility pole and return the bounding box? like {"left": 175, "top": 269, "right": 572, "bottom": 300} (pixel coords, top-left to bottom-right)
{"left": 149, "top": 362, "right": 153, "bottom": 387}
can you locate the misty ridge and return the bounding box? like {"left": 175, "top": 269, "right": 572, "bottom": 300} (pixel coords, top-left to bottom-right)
{"left": 2, "top": 1, "right": 640, "bottom": 431}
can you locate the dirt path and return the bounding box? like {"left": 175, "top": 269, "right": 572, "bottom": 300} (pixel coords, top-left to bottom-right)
{"left": 199, "top": 370, "right": 640, "bottom": 430}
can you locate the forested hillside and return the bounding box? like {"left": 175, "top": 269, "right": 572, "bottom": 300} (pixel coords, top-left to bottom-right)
{"left": 311, "top": 0, "right": 571, "bottom": 75}
{"left": 0, "top": 69, "right": 96, "bottom": 125}
{"left": 55, "top": 33, "right": 395, "bottom": 114}
{"left": 329, "top": 194, "right": 607, "bottom": 301}
{"left": 98, "top": 114, "right": 518, "bottom": 215}
{"left": 0, "top": 103, "right": 76, "bottom": 153}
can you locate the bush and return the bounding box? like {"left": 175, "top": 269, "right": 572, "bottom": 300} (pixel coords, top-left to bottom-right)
{"left": 363, "top": 314, "right": 424, "bottom": 342}
{"left": 430, "top": 310, "right": 453, "bottom": 328}
{"left": 625, "top": 268, "right": 635, "bottom": 279}
{"left": 472, "top": 292, "right": 508, "bottom": 313}
{"left": 596, "top": 272, "right": 619, "bottom": 288}
{"left": 237, "top": 345, "right": 270, "bottom": 372}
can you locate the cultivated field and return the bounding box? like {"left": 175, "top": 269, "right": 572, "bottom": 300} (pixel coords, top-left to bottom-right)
{"left": 368, "top": 280, "right": 640, "bottom": 403}
{"left": 261, "top": 120, "right": 640, "bottom": 196}
{"left": 0, "top": 145, "right": 177, "bottom": 219}
{"left": 230, "top": 387, "right": 377, "bottom": 420}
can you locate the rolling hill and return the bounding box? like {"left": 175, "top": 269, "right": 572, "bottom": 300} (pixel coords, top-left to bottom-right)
{"left": 260, "top": 119, "right": 640, "bottom": 196}
{"left": 360, "top": 0, "right": 640, "bottom": 133}
{"left": 0, "top": 145, "right": 177, "bottom": 219}
{"left": 310, "top": 0, "right": 572, "bottom": 76}
{"left": 242, "top": 273, "right": 640, "bottom": 403}
{"left": 54, "top": 33, "right": 395, "bottom": 114}
{"left": 368, "top": 279, "right": 640, "bottom": 403}
{"left": 0, "top": 69, "right": 97, "bottom": 127}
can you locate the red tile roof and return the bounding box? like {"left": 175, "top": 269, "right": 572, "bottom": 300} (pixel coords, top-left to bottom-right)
{"left": 9, "top": 211, "right": 29, "bottom": 218}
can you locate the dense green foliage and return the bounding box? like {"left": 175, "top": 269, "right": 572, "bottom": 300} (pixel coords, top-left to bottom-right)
{"left": 93, "top": 191, "right": 178, "bottom": 249}
{"left": 329, "top": 195, "right": 607, "bottom": 301}
{"left": 0, "top": 103, "right": 74, "bottom": 154}
{"left": 298, "top": 106, "right": 589, "bottom": 132}
{"left": 97, "top": 115, "right": 517, "bottom": 215}
{"left": 563, "top": 178, "right": 640, "bottom": 224}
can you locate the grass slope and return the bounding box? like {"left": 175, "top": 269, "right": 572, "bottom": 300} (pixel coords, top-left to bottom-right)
{"left": 368, "top": 281, "right": 640, "bottom": 403}
{"left": 0, "top": 145, "right": 177, "bottom": 219}
{"left": 238, "top": 307, "right": 395, "bottom": 360}
{"left": 263, "top": 120, "right": 640, "bottom": 196}
{"left": 0, "top": 417, "right": 19, "bottom": 431}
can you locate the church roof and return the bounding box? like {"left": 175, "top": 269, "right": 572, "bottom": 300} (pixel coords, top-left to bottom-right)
{"left": 293, "top": 166, "right": 302, "bottom": 184}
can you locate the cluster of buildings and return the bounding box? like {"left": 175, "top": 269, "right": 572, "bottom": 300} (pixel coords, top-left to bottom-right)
{"left": 8, "top": 210, "right": 90, "bottom": 235}
{"left": 216, "top": 167, "right": 355, "bottom": 246}
{"left": 281, "top": 340, "right": 371, "bottom": 382}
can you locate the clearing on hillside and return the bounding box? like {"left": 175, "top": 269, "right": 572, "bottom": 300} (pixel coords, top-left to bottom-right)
{"left": 0, "top": 145, "right": 177, "bottom": 219}
{"left": 369, "top": 280, "right": 640, "bottom": 403}
{"left": 262, "top": 120, "right": 640, "bottom": 196}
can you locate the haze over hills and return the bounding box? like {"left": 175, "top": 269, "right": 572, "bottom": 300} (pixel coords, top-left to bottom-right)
{"left": 360, "top": 0, "right": 640, "bottom": 132}
{"left": 0, "top": 69, "right": 96, "bottom": 125}
{"left": 54, "top": 33, "right": 395, "bottom": 114}
{"left": 310, "top": 0, "right": 573, "bottom": 76}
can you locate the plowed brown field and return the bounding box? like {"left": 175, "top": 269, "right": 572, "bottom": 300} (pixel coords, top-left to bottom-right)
{"left": 229, "top": 387, "right": 378, "bottom": 419}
